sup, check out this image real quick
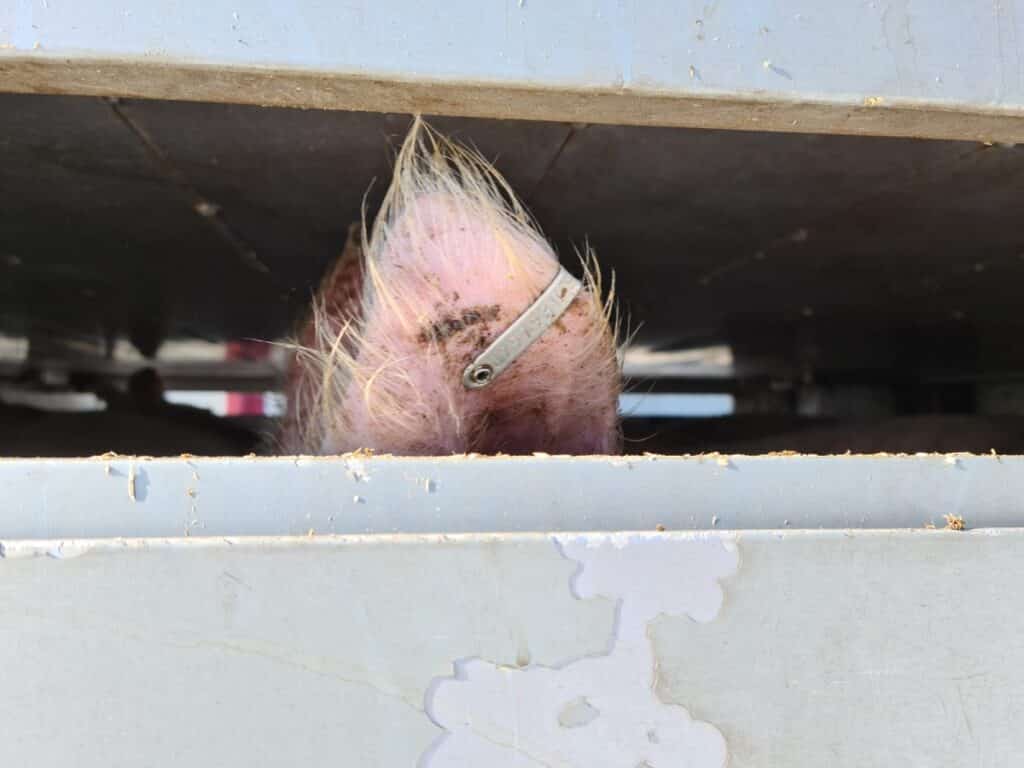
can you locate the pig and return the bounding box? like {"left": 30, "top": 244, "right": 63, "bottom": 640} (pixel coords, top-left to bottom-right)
{"left": 278, "top": 117, "right": 622, "bottom": 456}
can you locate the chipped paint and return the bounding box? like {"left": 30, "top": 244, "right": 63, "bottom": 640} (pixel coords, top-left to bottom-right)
{"left": 649, "top": 529, "right": 1024, "bottom": 766}
{"left": 345, "top": 457, "right": 371, "bottom": 483}
{"left": 420, "top": 533, "right": 738, "bottom": 766}
{"left": 128, "top": 462, "right": 136, "bottom": 501}
{"left": 0, "top": 533, "right": 617, "bottom": 765}
{"left": 4, "top": 454, "right": 1024, "bottom": 539}
{"left": 2, "top": 531, "right": 1024, "bottom": 764}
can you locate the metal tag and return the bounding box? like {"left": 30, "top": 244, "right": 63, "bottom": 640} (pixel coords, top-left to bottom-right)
{"left": 462, "top": 266, "right": 582, "bottom": 389}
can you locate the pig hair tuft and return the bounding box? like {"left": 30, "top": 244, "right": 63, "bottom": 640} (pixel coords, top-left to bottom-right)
{"left": 277, "top": 116, "right": 623, "bottom": 455}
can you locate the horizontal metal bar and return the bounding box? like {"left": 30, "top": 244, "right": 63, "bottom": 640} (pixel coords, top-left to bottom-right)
{"left": 0, "top": 361, "right": 282, "bottom": 392}
{"left": 0, "top": 453, "right": 1019, "bottom": 539}
{"left": 2, "top": 0, "right": 1024, "bottom": 141}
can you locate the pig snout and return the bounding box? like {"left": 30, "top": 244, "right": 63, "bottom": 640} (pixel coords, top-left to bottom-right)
{"left": 279, "top": 118, "right": 622, "bottom": 456}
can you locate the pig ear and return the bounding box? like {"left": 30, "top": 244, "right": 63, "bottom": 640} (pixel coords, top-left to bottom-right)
{"left": 316, "top": 221, "right": 366, "bottom": 322}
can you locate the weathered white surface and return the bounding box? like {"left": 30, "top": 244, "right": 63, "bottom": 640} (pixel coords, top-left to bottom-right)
{"left": 0, "top": 535, "right": 615, "bottom": 766}
{"left": 423, "top": 534, "right": 737, "bottom": 766}
{"left": 2, "top": 454, "right": 1024, "bottom": 538}
{"left": 0, "top": 0, "right": 1021, "bottom": 108}
{"left": 1, "top": 530, "right": 1022, "bottom": 766}
{"left": 2, "top": 1, "right": 1024, "bottom": 139}
{"left": 652, "top": 529, "right": 1024, "bottom": 767}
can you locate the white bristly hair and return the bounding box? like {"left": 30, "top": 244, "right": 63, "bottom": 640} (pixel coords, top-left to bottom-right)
{"left": 278, "top": 117, "right": 623, "bottom": 456}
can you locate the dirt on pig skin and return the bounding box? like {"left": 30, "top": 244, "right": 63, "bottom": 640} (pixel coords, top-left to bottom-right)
{"left": 278, "top": 117, "right": 622, "bottom": 457}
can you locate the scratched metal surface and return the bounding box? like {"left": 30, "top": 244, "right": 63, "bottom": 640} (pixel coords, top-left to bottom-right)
{"left": 0, "top": 454, "right": 1020, "bottom": 539}
{"left": 0, "top": 529, "right": 1018, "bottom": 766}
{"left": 2, "top": 0, "right": 1024, "bottom": 113}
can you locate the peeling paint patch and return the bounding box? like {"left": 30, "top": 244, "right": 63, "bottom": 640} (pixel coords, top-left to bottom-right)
{"left": 420, "top": 533, "right": 738, "bottom": 766}
{"left": 557, "top": 696, "right": 600, "bottom": 728}
{"left": 344, "top": 458, "right": 371, "bottom": 483}
{"left": 45, "top": 541, "right": 90, "bottom": 560}
{"left": 0, "top": 539, "right": 94, "bottom": 560}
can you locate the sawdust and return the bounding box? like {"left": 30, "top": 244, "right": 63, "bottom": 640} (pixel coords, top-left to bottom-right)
{"left": 943, "top": 514, "right": 966, "bottom": 531}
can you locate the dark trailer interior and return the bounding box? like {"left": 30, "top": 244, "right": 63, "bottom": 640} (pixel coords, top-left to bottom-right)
{"left": 4, "top": 93, "right": 1024, "bottom": 457}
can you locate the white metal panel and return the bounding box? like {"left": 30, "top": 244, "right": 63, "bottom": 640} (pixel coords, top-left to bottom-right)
{"left": 0, "top": 530, "right": 1018, "bottom": 766}
{"left": 0, "top": 454, "right": 1021, "bottom": 538}
{"left": 2, "top": 1, "right": 1024, "bottom": 140}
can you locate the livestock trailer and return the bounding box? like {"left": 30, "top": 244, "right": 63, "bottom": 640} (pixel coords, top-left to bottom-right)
{"left": 2, "top": 2, "right": 1023, "bottom": 765}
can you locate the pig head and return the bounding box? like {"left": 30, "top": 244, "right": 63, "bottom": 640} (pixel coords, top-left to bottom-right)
{"left": 279, "top": 118, "right": 621, "bottom": 456}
